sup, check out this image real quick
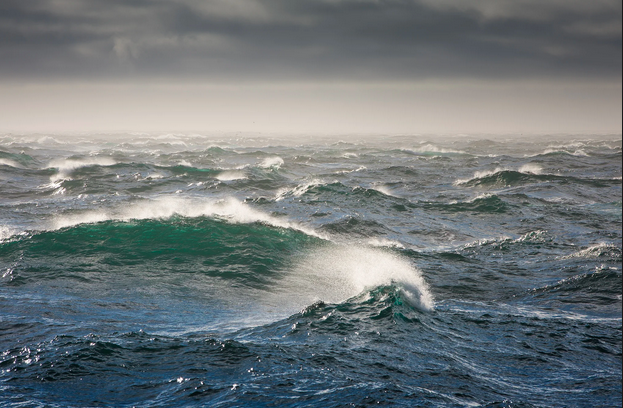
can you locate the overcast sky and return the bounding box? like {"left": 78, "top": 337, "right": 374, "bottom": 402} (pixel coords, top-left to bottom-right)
{"left": 1, "top": 0, "right": 621, "bottom": 134}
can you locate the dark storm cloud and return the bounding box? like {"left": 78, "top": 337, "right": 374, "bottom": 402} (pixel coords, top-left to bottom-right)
{"left": 0, "top": 0, "right": 620, "bottom": 81}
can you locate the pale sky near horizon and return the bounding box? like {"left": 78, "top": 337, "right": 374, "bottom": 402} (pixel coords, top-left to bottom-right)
{"left": 1, "top": 0, "right": 621, "bottom": 134}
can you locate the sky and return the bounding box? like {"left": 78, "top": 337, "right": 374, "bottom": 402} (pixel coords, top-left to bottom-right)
{"left": 1, "top": 0, "right": 621, "bottom": 134}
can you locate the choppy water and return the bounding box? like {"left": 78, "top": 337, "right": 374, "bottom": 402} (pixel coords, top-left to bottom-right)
{"left": 0, "top": 133, "right": 621, "bottom": 407}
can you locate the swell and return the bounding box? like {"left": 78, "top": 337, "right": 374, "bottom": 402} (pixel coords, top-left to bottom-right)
{"left": 280, "top": 181, "right": 512, "bottom": 214}
{"left": 42, "top": 160, "right": 290, "bottom": 196}
{"left": 276, "top": 180, "right": 410, "bottom": 207}
{"left": 457, "top": 169, "right": 620, "bottom": 188}
{"left": 529, "top": 269, "right": 622, "bottom": 304}
{"left": 418, "top": 194, "right": 510, "bottom": 214}
{"left": 0, "top": 150, "right": 39, "bottom": 168}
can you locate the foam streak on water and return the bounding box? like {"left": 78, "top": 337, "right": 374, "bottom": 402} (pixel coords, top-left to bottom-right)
{"left": 0, "top": 133, "right": 620, "bottom": 408}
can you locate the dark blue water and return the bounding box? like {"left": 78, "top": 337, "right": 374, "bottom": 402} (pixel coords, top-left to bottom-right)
{"left": 1, "top": 133, "right": 621, "bottom": 407}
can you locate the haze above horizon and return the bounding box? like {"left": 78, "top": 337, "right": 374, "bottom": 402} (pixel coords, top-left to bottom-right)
{"left": 1, "top": 0, "right": 621, "bottom": 134}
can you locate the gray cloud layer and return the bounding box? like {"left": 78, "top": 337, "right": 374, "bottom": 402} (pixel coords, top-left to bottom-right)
{"left": 1, "top": 0, "right": 621, "bottom": 82}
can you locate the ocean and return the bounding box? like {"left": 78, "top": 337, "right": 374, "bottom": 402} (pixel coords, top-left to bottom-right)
{"left": 0, "top": 133, "right": 621, "bottom": 407}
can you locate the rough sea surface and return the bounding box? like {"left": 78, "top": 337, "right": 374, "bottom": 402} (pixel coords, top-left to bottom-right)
{"left": 0, "top": 133, "right": 621, "bottom": 407}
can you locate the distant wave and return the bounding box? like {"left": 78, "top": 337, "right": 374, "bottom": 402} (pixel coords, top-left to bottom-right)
{"left": 529, "top": 267, "right": 622, "bottom": 301}
{"left": 276, "top": 180, "right": 397, "bottom": 202}
{"left": 0, "top": 150, "right": 38, "bottom": 168}
{"left": 259, "top": 157, "right": 284, "bottom": 170}
{"left": 48, "top": 157, "right": 116, "bottom": 182}
{"left": 455, "top": 164, "right": 542, "bottom": 186}
{"left": 461, "top": 230, "right": 551, "bottom": 251}
{"left": 215, "top": 170, "right": 248, "bottom": 181}
{"left": 419, "top": 194, "right": 509, "bottom": 214}
{"left": 537, "top": 148, "right": 589, "bottom": 157}
{"left": 400, "top": 144, "right": 467, "bottom": 156}
{"left": 334, "top": 165, "right": 367, "bottom": 175}
{"left": 454, "top": 164, "right": 619, "bottom": 188}
{"left": 276, "top": 179, "right": 329, "bottom": 201}
{"left": 560, "top": 243, "right": 622, "bottom": 261}
{"left": 320, "top": 216, "right": 393, "bottom": 238}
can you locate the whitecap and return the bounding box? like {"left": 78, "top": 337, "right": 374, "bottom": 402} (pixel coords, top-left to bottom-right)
{"left": 454, "top": 164, "right": 542, "bottom": 185}
{"left": 365, "top": 237, "right": 405, "bottom": 249}
{"left": 518, "top": 164, "right": 542, "bottom": 175}
{"left": 259, "top": 157, "right": 284, "bottom": 169}
{"left": 0, "top": 158, "right": 21, "bottom": 168}
{"left": 36, "top": 136, "right": 65, "bottom": 145}
{"left": 48, "top": 157, "right": 116, "bottom": 182}
{"left": 282, "top": 245, "right": 434, "bottom": 311}
{"left": 454, "top": 167, "right": 505, "bottom": 185}
{"left": 50, "top": 196, "right": 328, "bottom": 241}
{"left": 335, "top": 165, "right": 366, "bottom": 175}
{"left": 560, "top": 243, "right": 620, "bottom": 260}
{"left": 276, "top": 179, "right": 327, "bottom": 201}
{"left": 216, "top": 170, "right": 247, "bottom": 181}
{"left": 402, "top": 144, "right": 466, "bottom": 155}
{"left": 371, "top": 185, "right": 396, "bottom": 197}
{"left": 0, "top": 226, "right": 24, "bottom": 243}
{"left": 532, "top": 147, "right": 590, "bottom": 157}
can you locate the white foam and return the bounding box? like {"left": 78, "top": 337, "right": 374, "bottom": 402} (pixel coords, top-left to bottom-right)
{"left": 0, "top": 158, "right": 21, "bottom": 168}
{"left": 455, "top": 167, "right": 504, "bottom": 185}
{"left": 51, "top": 196, "right": 327, "bottom": 240}
{"left": 283, "top": 246, "right": 434, "bottom": 311}
{"left": 276, "top": 179, "right": 326, "bottom": 201}
{"left": 403, "top": 144, "right": 465, "bottom": 155}
{"left": 461, "top": 230, "right": 548, "bottom": 249}
{"left": 216, "top": 170, "right": 247, "bottom": 181}
{"left": 335, "top": 165, "right": 367, "bottom": 175}
{"left": 560, "top": 243, "right": 620, "bottom": 260}
{"left": 36, "top": 136, "right": 64, "bottom": 145}
{"left": 366, "top": 237, "right": 406, "bottom": 249}
{"left": 259, "top": 157, "right": 284, "bottom": 169}
{"left": 371, "top": 185, "right": 397, "bottom": 197}
{"left": 518, "top": 164, "right": 542, "bottom": 175}
{"left": 0, "top": 226, "right": 21, "bottom": 242}
{"left": 49, "top": 157, "right": 116, "bottom": 181}
{"left": 515, "top": 230, "right": 548, "bottom": 243}
{"left": 536, "top": 148, "right": 589, "bottom": 157}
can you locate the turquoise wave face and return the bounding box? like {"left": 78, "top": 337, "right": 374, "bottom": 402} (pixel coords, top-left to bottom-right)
{"left": 1, "top": 217, "right": 318, "bottom": 287}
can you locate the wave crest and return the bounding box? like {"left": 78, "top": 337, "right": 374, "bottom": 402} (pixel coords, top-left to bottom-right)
{"left": 49, "top": 157, "right": 116, "bottom": 182}
{"left": 50, "top": 196, "right": 326, "bottom": 240}
{"left": 286, "top": 246, "right": 434, "bottom": 311}
{"left": 561, "top": 243, "right": 622, "bottom": 261}
{"left": 455, "top": 165, "right": 542, "bottom": 186}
